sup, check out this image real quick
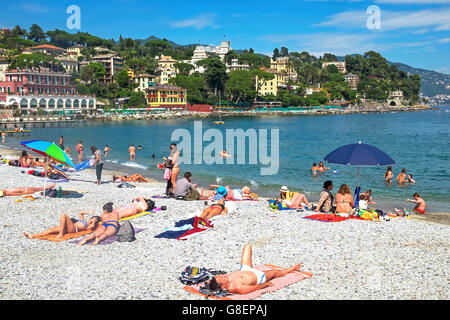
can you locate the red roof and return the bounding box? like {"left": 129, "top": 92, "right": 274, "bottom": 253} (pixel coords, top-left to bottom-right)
{"left": 31, "top": 44, "right": 64, "bottom": 51}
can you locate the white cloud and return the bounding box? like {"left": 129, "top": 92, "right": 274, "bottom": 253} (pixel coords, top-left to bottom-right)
{"left": 438, "top": 37, "right": 450, "bottom": 43}
{"left": 170, "top": 13, "right": 218, "bottom": 31}
{"left": 314, "top": 7, "right": 450, "bottom": 31}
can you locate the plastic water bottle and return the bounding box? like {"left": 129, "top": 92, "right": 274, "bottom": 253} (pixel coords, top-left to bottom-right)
{"left": 58, "top": 186, "right": 62, "bottom": 198}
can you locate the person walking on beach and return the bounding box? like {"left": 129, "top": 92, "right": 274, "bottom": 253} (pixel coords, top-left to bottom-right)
{"left": 315, "top": 180, "right": 335, "bottom": 213}
{"left": 58, "top": 136, "right": 64, "bottom": 150}
{"left": 384, "top": 166, "right": 393, "bottom": 183}
{"left": 76, "top": 141, "right": 83, "bottom": 163}
{"left": 104, "top": 145, "right": 111, "bottom": 158}
{"left": 91, "top": 146, "right": 104, "bottom": 185}
{"left": 205, "top": 243, "right": 302, "bottom": 295}
{"left": 78, "top": 202, "right": 119, "bottom": 246}
{"left": 129, "top": 144, "right": 136, "bottom": 161}
{"left": 397, "top": 168, "right": 407, "bottom": 184}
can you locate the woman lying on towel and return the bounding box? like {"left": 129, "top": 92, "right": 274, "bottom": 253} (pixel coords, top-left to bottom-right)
{"left": 112, "top": 174, "right": 150, "bottom": 183}
{"left": 204, "top": 243, "right": 302, "bottom": 295}
{"left": 199, "top": 199, "right": 229, "bottom": 220}
{"left": 78, "top": 202, "right": 119, "bottom": 246}
{"left": 0, "top": 183, "right": 55, "bottom": 197}
{"left": 209, "top": 185, "right": 255, "bottom": 200}
{"left": 23, "top": 212, "right": 101, "bottom": 239}
{"left": 114, "top": 197, "right": 150, "bottom": 219}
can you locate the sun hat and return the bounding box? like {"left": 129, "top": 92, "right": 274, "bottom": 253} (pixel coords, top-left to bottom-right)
{"left": 279, "top": 186, "right": 289, "bottom": 192}
{"left": 214, "top": 186, "right": 228, "bottom": 200}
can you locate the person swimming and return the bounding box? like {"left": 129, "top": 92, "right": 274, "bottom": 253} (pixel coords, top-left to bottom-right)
{"left": 311, "top": 163, "right": 318, "bottom": 175}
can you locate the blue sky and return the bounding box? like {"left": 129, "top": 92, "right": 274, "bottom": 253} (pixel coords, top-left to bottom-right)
{"left": 1, "top": 0, "right": 450, "bottom": 73}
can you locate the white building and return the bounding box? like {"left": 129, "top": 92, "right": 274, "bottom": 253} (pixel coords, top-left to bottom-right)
{"left": 187, "top": 40, "right": 232, "bottom": 74}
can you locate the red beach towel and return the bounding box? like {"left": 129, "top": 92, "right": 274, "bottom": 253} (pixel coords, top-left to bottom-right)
{"left": 183, "top": 264, "right": 312, "bottom": 300}
{"left": 303, "top": 214, "right": 364, "bottom": 222}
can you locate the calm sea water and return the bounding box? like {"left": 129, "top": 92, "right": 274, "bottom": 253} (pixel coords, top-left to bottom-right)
{"left": 3, "top": 106, "right": 450, "bottom": 212}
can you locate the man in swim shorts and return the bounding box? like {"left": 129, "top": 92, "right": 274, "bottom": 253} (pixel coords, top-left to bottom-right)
{"left": 208, "top": 243, "right": 302, "bottom": 295}
{"left": 407, "top": 193, "right": 426, "bottom": 214}
{"left": 129, "top": 144, "right": 136, "bottom": 161}
{"left": 199, "top": 199, "right": 228, "bottom": 220}
{"left": 78, "top": 202, "right": 119, "bottom": 246}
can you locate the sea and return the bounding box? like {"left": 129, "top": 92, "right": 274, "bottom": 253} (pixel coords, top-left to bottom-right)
{"left": 2, "top": 106, "right": 449, "bottom": 212}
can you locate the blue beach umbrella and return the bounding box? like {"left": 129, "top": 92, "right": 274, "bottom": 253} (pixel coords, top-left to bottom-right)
{"left": 324, "top": 142, "right": 396, "bottom": 208}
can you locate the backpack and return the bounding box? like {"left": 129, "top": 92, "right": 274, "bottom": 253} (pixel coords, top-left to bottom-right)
{"left": 144, "top": 198, "right": 156, "bottom": 211}
{"left": 116, "top": 221, "right": 136, "bottom": 242}
{"left": 184, "top": 187, "right": 201, "bottom": 201}
{"left": 163, "top": 168, "right": 171, "bottom": 180}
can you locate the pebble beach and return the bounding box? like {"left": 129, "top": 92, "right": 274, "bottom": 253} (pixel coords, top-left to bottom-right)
{"left": 0, "top": 147, "right": 449, "bottom": 300}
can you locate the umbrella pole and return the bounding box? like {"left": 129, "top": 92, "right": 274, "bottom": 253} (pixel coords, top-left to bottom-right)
{"left": 44, "top": 156, "right": 48, "bottom": 196}
{"left": 356, "top": 166, "right": 360, "bottom": 189}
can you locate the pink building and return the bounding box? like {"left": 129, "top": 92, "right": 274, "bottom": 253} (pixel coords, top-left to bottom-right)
{"left": 0, "top": 69, "right": 96, "bottom": 113}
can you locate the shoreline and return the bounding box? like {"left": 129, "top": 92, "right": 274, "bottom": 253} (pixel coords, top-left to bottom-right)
{"left": 1, "top": 144, "right": 449, "bottom": 226}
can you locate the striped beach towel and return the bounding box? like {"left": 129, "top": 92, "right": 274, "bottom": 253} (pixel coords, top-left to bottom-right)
{"left": 184, "top": 264, "right": 312, "bottom": 300}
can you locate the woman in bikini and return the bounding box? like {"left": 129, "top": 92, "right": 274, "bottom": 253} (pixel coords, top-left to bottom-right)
{"left": 0, "top": 183, "right": 56, "bottom": 197}
{"left": 384, "top": 166, "right": 393, "bottom": 183}
{"left": 23, "top": 212, "right": 101, "bottom": 239}
{"left": 311, "top": 162, "right": 318, "bottom": 175}
{"left": 335, "top": 184, "right": 355, "bottom": 217}
{"left": 199, "top": 199, "right": 228, "bottom": 220}
{"left": 397, "top": 168, "right": 407, "bottom": 184}
{"left": 113, "top": 197, "right": 149, "bottom": 220}
{"left": 169, "top": 144, "right": 181, "bottom": 194}
{"left": 317, "top": 161, "right": 330, "bottom": 173}
{"left": 19, "top": 151, "right": 32, "bottom": 168}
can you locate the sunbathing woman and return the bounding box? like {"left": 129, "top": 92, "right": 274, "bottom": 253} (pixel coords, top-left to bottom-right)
{"left": 0, "top": 183, "right": 55, "bottom": 197}
{"left": 279, "top": 186, "right": 310, "bottom": 209}
{"left": 78, "top": 202, "right": 119, "bottom": 246}
{"left": 23, "top": 212, "right": 101, "bottom": 239}
{"left": 112, "top": 174, "right": 149, "bottom": 183}
{"left": 207, "top": 243, "right": 302, "bottom": 295}
{"left": 335, "top": 184, "right": 355, "bottom": 217}
{"left": 209, "top": 185, "right": 255, "bottom": 200}
{"left": 113, "top": 197, "right": 149, "bottom": 220}
{"left": 19, "top": 151, "right": 32, "bottom": 168}
{"left": 199, "top": 199, "right": 229, "bottom": 220}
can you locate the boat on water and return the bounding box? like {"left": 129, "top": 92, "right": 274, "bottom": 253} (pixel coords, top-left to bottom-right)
{"left": 214, "top": 121, "right": 224, "bottom": 124}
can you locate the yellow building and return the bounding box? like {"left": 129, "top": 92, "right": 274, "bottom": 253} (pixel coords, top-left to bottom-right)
{"left": 255, "top": 68, "right": 286, "bottom": 96}
{"left": 156, "top": 55, "right": 177, "bottom": 85}
{"left": 146, "top": 85, "right": 187, "bottom": 111}
{"left": 127, "top": 70, "right": 135, "bottom": 80}
{"left": 270, "top": 57, "right": 297, "bottom": 81}
{"left": 133, "top": 73, "right": 156, "bottom": 93}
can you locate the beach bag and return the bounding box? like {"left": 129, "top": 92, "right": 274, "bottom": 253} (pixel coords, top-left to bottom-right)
{"left": 48, "top": 173, "right": 61, "bottom": 180}
{"left": 116, "top": 221, "right": 136, "bottom": 242}
{"left": 185, "top": 187, "right": 201, "bottom": 201}
{"left": 163, "top": 168, "right": 171, "bottom": 181}
{"left": 118, "top": 182, "right": 135, "bottom": 188}
{"left": 144, "top": 198, "right": 156, "bottom": 211}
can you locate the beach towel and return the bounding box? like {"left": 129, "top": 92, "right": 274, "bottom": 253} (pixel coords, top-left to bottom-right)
{"left": 154, "top": 217, "right": 213, "bottom": 240}
{"left": 34, "top": 229, "right": 94, "bottom": 242}
{"left": 303, "top": 214, "right": 364, "bottom": 222}
{"left": 45, "top": 178, "right": 70, "bottom": 183}
{"left": 152, "top": 195, "right": 171, "bottom": 199}
{"left": 184, "top": 264, "right": 312, "bottom": 300}
{"left": 71, "top": 227, "right": 145, "bottom": 245}
{"left": 119, "top": 211, "right": 156, "bottom": 222}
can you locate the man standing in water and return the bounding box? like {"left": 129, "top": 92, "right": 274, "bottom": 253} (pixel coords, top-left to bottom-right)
{"left": 104, "top": 145, "right": 111, "bottom": 158}
{"left": 129, "top": 144, "right": 136, "bottom": 161}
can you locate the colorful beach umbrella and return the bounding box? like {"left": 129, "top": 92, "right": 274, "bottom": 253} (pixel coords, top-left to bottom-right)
{"left": 324, "top": 142, "right": 395, "bottom": 208}
{"left": 21, "top": 140, "right": 74, "bottom": 168}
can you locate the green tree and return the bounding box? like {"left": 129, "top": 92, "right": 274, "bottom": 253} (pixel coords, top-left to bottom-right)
{"left": 28, "top": 24, "right": 46, "bottom": 42}
{"left": 197, "top": 58, "right": 228, "bottom": 96}
{"left": 174, "top": 62, "right": 194, "bottom": 76}
{"left": 80, "top": 62, "right": 106, "bottom": 84}
{"left": 225, "top": 70, "right": 254, "bottom": 103}
{"left": 272, "top": 48, "right": 280, "bottom": 60}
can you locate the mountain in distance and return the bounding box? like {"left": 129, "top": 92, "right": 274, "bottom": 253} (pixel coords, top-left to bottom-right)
{"left": 137, "top": 35, "right": 205, "bottom": 48}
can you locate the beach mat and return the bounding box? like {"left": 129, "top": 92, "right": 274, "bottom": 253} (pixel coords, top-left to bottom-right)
{"left": 303, "top": 214, "right": 364, "bottom": 222}
{"left": 34, "top": 229, "right": 93, "bottom": 242}
{"left": 184, "top": 264, "right": 312, "bottom": 300}
{"left": 71, "top": 227, "right": 145, "bottom": 245}
{"left": 154, "top": 217, "right": 213, "bottom": 240}
{"left": 119, "top": 211, "right": 156, "bottom": 222}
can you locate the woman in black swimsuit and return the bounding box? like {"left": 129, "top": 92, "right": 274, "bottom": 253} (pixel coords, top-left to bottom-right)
{"left": 200, "top": 199, "right": 228, "bottom": 220}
